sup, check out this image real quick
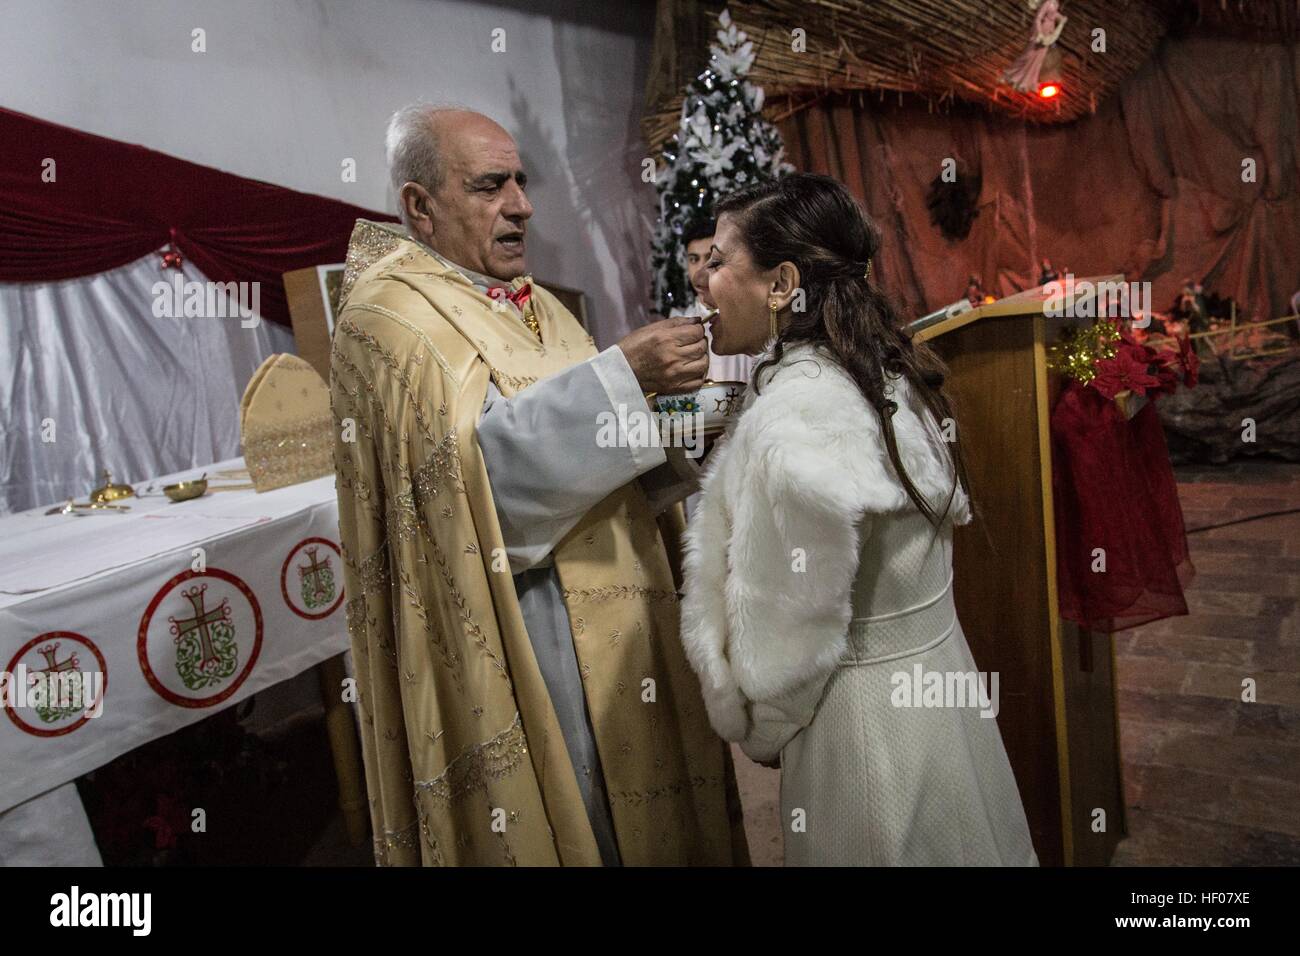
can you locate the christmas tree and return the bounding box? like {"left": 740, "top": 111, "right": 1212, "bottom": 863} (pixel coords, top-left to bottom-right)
{"left": 650, "top": 8, "right": 792, "bottom": 314}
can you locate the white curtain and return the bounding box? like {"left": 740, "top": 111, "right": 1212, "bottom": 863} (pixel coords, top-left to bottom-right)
{"left": 0, "top": 252, "right": 294, "bottom": 514}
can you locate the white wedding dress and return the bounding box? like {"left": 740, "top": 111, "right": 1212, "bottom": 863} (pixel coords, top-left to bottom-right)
{"left": 777, "top": 509, "right": 1038, "bottom": 865}
{"left": 681, "top": 342, "right": 1038, "bottom": 866}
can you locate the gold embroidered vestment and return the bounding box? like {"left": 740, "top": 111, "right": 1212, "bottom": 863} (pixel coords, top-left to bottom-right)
{"left": 330, "top": 221, "right": 748, "bottom": 865}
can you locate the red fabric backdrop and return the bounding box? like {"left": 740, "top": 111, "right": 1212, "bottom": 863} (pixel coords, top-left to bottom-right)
{"left": 0, "top": 106, "right": 396, "bottom": 327}
{"left": 777, "top": 36, "right": 1300, "bottom": 323}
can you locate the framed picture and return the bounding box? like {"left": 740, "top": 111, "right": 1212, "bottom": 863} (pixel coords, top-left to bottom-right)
{"left": 319, "top": 265, "right": 346, "bottom": 333}
{"left": 283, "top": 264, "right": 345, "bottom": 382}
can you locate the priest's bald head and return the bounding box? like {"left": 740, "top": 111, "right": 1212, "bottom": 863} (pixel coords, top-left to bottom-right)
{"left": 385, "top": 105, "right": 533, "bottom": 281}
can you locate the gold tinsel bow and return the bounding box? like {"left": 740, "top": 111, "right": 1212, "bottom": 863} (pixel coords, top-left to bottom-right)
{"left": 1046, "top": 319, "right": 1121, "bottom": 385}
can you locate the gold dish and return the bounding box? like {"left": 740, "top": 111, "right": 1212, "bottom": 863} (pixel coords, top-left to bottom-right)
{"left": 163, "top": 479, "right": 208, "bottom": 502}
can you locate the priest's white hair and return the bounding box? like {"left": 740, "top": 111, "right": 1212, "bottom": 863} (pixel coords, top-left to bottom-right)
{"left": 385, "top": 102, "right": 468, "bottom": 221}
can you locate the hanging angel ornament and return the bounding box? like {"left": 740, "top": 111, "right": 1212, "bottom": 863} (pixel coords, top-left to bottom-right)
{"left": 1002, "top": 0, "right": 1068, "bottom": 93}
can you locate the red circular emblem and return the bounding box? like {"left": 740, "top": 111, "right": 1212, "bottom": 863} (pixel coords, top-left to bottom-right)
{"left": 4, "top": 631, "right": 107, "bottom": 737}
{"left": 137, "top": 567, "right": 262, "bottom": 708}
{"left": 280, "top": 537, "right": 344, "bottom": 621}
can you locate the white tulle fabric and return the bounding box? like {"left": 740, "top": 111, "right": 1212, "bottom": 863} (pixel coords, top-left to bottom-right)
{"left": 0, "top": 252, "right": 292, "bottom": 514}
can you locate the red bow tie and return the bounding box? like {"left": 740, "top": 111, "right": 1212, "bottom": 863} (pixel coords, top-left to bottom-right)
{"left": 486, "top": 283, "right": 532, "bottom": 310}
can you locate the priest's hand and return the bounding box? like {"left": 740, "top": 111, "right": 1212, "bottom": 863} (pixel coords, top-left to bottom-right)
{"left": 618, "top": 315, "right": 709, "bottom": 396}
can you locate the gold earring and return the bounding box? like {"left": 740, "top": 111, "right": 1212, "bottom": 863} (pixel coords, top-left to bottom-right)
{"left": 769, "top": 301, "right": 778, "bottom": 339}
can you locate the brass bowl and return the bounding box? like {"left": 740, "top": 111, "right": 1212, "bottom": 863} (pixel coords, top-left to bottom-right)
{"left": 163, "top": 479, "right": 208, "bottom": 502}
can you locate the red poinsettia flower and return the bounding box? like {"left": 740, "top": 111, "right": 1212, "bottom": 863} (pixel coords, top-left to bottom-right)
{"left": 1089, "top": 343, "right": 1164, "bottom": 399}
{"left": 1119, "top": 327, "right": 1157, "bottom": 358}
{"left": 1147, "top": 348, "right": 1182, "bottom": 398}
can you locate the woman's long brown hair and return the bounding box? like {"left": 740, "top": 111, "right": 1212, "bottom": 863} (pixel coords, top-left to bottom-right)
{"left": 716, "top": 172, "right": 970, "bottom": 526}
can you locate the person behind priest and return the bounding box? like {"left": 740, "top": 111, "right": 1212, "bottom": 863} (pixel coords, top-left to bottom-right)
{"left": 330, "top": 104, "right": 749, "bottom": 866}
{"left": 679, "top": 172, "right": 1038, "bottom": 866}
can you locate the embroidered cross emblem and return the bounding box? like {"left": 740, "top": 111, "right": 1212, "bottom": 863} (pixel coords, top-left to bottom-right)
{"left": 36, "top": 642, "right": 79, "bottom": 676}
{"left": 297, "top": 546, "right": 333, "bottom": 606}
{"left": 170, "top": 585, "right": 230, "bottom": 670}
{"left": 33, "top": 642, "right": 84, "bottom": 720}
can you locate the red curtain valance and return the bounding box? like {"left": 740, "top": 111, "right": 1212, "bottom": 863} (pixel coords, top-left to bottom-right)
{"left": 0, "top": 106, "right": 396, "bottom": 327}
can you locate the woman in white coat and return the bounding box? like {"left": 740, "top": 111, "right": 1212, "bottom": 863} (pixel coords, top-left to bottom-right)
{"left": 680, "top": 173, "right": 1038, "bottom": 866}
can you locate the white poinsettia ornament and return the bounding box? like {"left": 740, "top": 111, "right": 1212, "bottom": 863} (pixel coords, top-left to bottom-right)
{"left": 709, "top": 9, "right": 756, "bottom": 79}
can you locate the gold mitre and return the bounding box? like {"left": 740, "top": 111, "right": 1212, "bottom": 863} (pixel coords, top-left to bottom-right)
{"left": 239, "top": 353, "right": 333, "bottom": 492}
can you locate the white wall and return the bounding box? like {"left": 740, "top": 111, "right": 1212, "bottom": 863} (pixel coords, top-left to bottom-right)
{"left": 0, "top": 0, "right": 659, "bottom": 345}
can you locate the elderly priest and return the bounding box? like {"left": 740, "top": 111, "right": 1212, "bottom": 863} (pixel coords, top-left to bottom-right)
{"left": 330, "top": 105, "right": 749, "bottom": 866}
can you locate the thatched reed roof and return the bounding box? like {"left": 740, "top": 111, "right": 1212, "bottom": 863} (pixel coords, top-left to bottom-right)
{"left": 642, "top": 0, "right": 1295, "bottom": 150}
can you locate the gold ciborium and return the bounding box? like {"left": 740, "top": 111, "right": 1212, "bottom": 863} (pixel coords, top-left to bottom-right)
{"left": 89, "top": 469, "right": 135, "bottom": 504}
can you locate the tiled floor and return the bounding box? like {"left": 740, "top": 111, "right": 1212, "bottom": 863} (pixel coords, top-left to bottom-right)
{"left": 732, "top": 743, "right": 782, "bottom": 866}
{"left": 1110, "top": 459, "right": 1300, "bottom": 866}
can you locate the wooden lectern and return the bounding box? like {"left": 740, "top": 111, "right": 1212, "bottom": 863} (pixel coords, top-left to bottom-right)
{"left": 914, "top": 278, "right": 1126, "bottom": 866}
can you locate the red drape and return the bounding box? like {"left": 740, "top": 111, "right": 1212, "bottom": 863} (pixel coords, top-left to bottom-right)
{"left": 1051, "top": 383, "right": 1194, "bottom": 633}
{"left": 0, "top": 106, "right": 396, "bottom": 327}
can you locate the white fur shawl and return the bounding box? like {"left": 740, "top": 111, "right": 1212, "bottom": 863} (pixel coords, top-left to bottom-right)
{"left": 679, "top": 342, "right": 971, "bottom": 752}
